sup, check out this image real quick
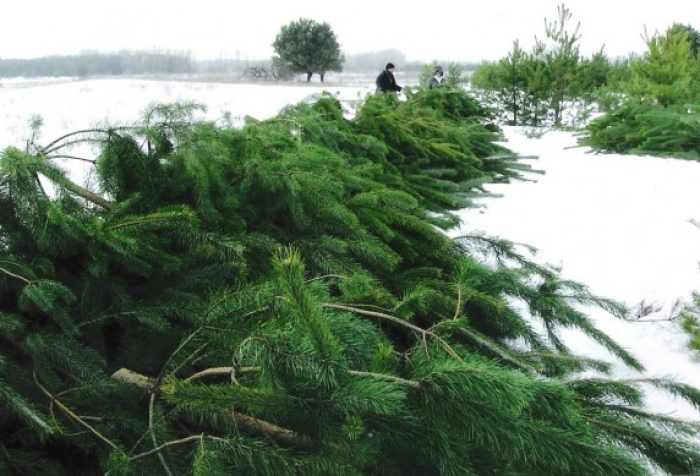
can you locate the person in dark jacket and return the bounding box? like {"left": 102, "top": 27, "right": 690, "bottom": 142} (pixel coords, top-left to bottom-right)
{"left": 426, "top": 65, "right": 444, "bottom": 89}
{"left": 376, "top": 62, "right": 402, "bottom": 93}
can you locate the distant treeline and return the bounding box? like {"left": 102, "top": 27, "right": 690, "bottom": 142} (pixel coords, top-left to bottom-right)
{"left": 0, "top": 49, "right": 480, "bottom": 78}
{"left": 0, "top": 50, "right": 194, "bottom": 78}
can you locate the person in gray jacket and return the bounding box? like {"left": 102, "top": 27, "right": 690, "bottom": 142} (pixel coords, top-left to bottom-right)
{"left": 427, "top": 65, "right": 444, "bottom": 89}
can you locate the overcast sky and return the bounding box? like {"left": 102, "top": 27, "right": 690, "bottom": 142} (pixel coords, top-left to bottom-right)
{"left": 2, "top": 1, "right": 697, "bottom": 63}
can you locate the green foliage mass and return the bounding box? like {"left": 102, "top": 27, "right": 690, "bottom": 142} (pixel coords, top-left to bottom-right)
{"left": 581, "top": 24, "right": 700, "bottom": 157}
{"left": 470, "top": 5, "right": 609, "bottom": 127}
{"left": 668, "top": 23, "right": 700, "bottom": 59}
{"left": 272, "top": 18, "right": 344, "bottom": 82}
{"left": 2, "top": 87, "right": 700, "bottom": 475}
{"left": 680, "top": 299, "right": 700, "bottom": 352}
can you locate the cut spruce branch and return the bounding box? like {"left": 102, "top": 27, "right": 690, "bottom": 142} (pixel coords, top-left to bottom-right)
{"left": 111, "top": 368, "right": 314, "bottom": 451}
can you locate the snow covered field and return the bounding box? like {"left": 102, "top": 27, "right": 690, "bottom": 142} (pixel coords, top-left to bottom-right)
{"left": 450, "top": 128, "right": 700, "bottom": 421}
{"left": 2, "top": 76, "right": 699, "bottom": 423}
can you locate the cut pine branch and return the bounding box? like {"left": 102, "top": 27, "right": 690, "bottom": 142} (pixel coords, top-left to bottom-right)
{"left": 111, "top": 368, "right": 314, "bottom": 451}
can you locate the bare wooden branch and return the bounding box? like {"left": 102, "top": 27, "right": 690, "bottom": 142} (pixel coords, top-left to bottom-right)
{"left": 112, "top": 368, "right": 154, "bottom": 389}
{"left": 184, "top": 366, "right": 422, "bottom": 389}
{"left": 0, "top": 266, "right": 32, "bottom": 285}
{"left": 149, "top": 392, "right": 174, "bottom": 476}
{"left": 230, "top": 410, "right": 313, "bottom": 450}
{"left": 33, "top": 372, "right": 116, "bottom": 448}
{"left": 38, "top": 128, "right": 114, "bottom": 154}
{"left": 185, "top": 366, "right": 260, "bottom": 383}
{"left": 453, "top": 328, "right": 537, "bottom": 374}
{"left": 322, "top": 303, "right": 428, "bottom": 334}
{"left": 129, "top": 434, "right": 225, "bottom": 462}
{"left": 348, "top": 370, "right": 422, "bottom": 389}
{"left": 322, "top": 303, "right": 464, "bottom": 362}
{"left": 453, "top": 279, "right": 463, "bottom": 321}
{"left": 58, "top": 178, "right": 113, "bottom": 209}
{"left": 47, "top": 154, "right": 97, "bottom": 164}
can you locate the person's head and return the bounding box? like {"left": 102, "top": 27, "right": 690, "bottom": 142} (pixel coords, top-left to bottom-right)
{"left": 386, "top": 62, "right": 395, "bottom": 72}
{"left": 433, "top": 65, "right": 444, "bottom": 77}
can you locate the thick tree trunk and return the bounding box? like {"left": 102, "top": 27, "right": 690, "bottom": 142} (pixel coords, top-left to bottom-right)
{"left": 306, "top": 72, "right": 312, "bottom": 82}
